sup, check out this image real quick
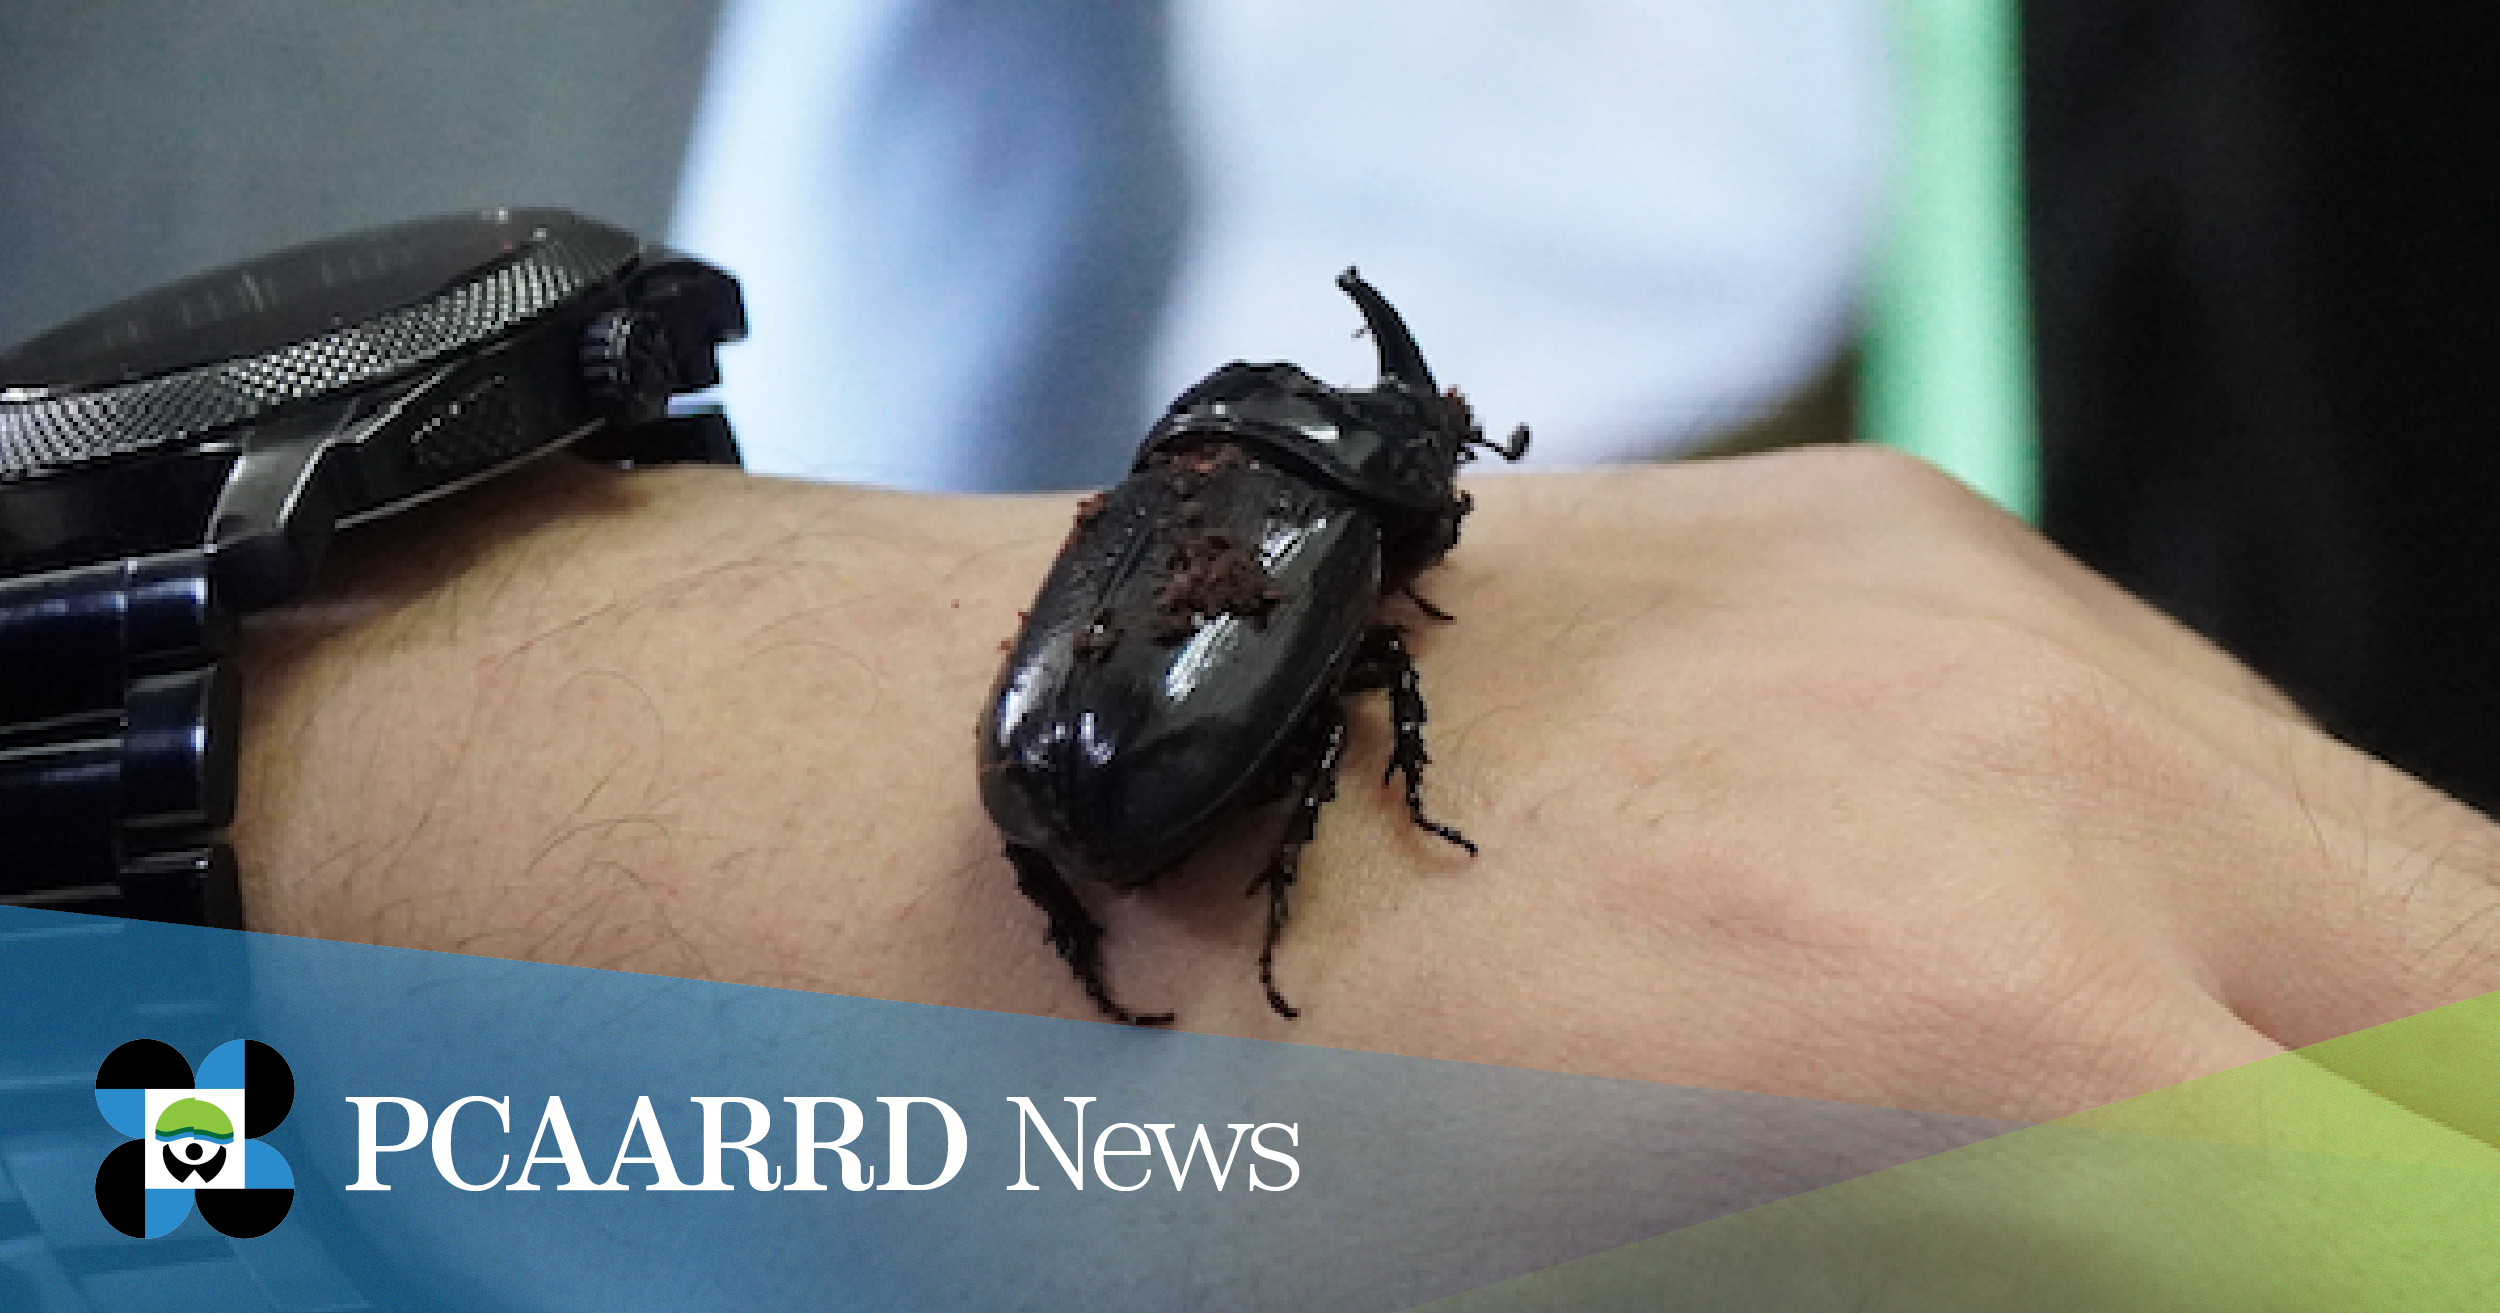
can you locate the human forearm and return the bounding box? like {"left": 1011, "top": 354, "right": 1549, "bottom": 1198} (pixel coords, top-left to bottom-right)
{"left": 231, "top": 448, "right": 2500, "bottom": 1122}
{"left": 234, "top": 461, "right": 1034, "bottom": 989}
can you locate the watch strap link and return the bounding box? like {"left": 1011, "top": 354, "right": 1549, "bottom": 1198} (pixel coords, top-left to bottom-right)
{"left": 0, "top": 552, "right": 242, "bottom": 925}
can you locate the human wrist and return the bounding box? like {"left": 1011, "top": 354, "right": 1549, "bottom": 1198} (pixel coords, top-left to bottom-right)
{"left": 227, "top": 463, "right": 1024, "bottom": 980}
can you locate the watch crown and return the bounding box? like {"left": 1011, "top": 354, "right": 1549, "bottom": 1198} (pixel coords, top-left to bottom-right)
{"left": 579, "top": 307, "right": 676, "bottom": 426}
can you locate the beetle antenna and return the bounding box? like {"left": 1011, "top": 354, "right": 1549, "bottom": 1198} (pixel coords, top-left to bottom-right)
{"left": 1337, "top": 268, "right": 1440, "bottom": 398}
{"left": 1456, "top": 423, "right": 1530, "bottom": 465}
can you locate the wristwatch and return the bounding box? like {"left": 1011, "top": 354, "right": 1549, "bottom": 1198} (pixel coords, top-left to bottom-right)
{"left": 0, "top": 208, "right": 746, "bottom": 928}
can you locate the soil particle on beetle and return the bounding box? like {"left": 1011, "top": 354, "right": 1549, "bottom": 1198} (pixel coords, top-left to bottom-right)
{"left": 1152, "top": 524, "right": 1282, "bottom": 643}
{"left": 1072, "top": 606, "right": 1122, "bottom": 661}
{"left": 1141, "top": 441, "right": 1283, "bottom": 643}
{"left": 1151, "top": 440, "right": 1252, "bottom": 499}
{"left": 1057, "top": 491, "right": 1112, "bottom": 554}
{"left": 1443, "top": 387, "right": 1481, "bottom": 444}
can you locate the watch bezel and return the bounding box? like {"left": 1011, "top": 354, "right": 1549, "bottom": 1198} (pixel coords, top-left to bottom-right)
{"left": 0, "top": 208, "right": 643, "bottom": 482}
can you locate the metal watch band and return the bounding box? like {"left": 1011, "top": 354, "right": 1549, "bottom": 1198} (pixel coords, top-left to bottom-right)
{"left": 0, "top": 551, "right": 241, "bottom": 926}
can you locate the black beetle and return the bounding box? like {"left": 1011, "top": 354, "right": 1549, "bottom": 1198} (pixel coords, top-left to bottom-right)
{"left": 978, "top": 270, "right": 1528, "bottom": 1025}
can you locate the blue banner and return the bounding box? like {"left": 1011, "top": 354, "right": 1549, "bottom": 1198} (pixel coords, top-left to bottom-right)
{"left": 0, "top": 906, "right": 2016, "bottom": 1311}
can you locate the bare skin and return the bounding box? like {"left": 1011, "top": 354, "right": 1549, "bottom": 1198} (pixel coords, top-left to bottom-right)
{"left": 232, "top": 445, "right": 2500, "bottom": 1123}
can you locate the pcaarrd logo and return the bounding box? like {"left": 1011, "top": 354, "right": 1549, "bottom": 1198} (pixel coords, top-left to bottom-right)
{"left": 92, "top": 1039, "right": 296, "bottom": 1239}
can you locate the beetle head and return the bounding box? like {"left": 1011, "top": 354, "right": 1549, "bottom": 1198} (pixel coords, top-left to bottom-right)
{"left": 1135, "top": 274, "right": 1527, "bottom": 568}
{"left": 1338, "top": 268, "right": 1530, "bottom": 474}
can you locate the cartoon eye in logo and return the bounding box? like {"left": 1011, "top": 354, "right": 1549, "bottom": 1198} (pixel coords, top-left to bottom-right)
{"left": 94, "top": 1039, "right": 295, "bottom": 1239}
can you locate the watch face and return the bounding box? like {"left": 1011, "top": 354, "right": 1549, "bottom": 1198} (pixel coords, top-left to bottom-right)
{"left": 0, "top": 209, "right": 569, "bottom": 394}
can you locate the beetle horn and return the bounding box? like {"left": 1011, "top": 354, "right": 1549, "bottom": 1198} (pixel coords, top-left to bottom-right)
{"left": 1338, "top": 268, "right": 1440, "bottom": 398}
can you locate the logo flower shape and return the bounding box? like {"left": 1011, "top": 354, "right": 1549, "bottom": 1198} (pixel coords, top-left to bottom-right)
{"left": 93, "top": 1038, "right": 296, "bottom": 1239}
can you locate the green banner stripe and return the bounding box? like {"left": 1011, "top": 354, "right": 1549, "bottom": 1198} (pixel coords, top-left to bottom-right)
{"left": 1410, "top": 990, "right": 2500, "bottom": 1311}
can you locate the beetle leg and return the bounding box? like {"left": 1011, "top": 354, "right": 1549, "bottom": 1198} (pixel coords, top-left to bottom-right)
{"left": 1249, "top": 704, "right": 1349, "bottom": 1019}
{"left": 1348, "top": 626, "right": 1478, "bottom": 856}
{"left": 1399, "top": 584, "right": 1455, "bottom": 622}
{"left": 1004, "top": 844, "right": 1173, "bottom": 1027}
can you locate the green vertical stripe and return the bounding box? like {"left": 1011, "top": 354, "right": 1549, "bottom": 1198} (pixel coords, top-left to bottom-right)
{"left": 1862, "top": 0, "right": 2040, "bottom": 521}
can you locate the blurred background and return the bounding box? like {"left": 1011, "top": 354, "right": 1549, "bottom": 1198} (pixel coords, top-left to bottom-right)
{"left": 4, "top": 0, "right": 2496, "bottom": 810}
